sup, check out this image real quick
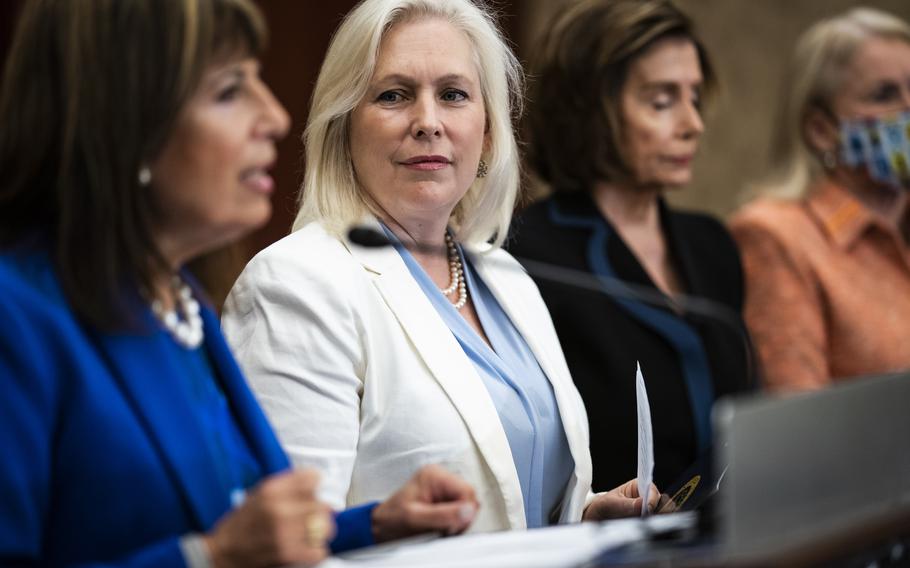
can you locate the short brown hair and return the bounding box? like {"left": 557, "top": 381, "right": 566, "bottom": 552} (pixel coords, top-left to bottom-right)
{"left": 0, "top": 0, "right": 265, "bottom": 329}
{"left": 525, "top": 0, "right": 717, "bottom": 192}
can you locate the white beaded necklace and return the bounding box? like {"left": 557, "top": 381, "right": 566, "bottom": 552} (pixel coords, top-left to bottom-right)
{"left": 150, "top": 276, "right": 204, "bottom": 349}
{"left": 440, "top": 232, "right": 468, "bottom": 310}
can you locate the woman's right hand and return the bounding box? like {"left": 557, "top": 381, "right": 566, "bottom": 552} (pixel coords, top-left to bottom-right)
{"left": 203, "top": 469, "right": 333, "bottom": 568}
{"left": 582, "top": 479, "right": 661, "bottom": 521}
{"left": 371, "top": 464, "right": 479, "bottom": 543}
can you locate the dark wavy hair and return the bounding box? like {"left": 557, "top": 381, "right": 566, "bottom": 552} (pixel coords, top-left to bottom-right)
{"left": 0, "top": 0, "right": 266, "bottom": 329}
{"left": 525, "top": 0, "right": 717, "bottom": 193}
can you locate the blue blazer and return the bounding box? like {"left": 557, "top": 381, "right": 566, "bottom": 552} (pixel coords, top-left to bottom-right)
{"left": 0, "top": 249, "right": 371, "bottom": 567}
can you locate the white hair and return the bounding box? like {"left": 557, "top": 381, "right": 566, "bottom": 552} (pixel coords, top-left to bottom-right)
{"left": 292, "top": 0, "right": 523, "bottom": 249}
{"left": 760, "top": 8, "right": 910, "bottom": 199}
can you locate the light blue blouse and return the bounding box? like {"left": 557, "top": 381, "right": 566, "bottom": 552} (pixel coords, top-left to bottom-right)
{"left": 389, "top": 231, "right": 574, "bottom": 528}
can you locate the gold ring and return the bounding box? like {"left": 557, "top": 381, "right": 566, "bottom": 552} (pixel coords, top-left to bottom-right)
{"left": 303, "top": 514, "right": 331, "bottom": 547}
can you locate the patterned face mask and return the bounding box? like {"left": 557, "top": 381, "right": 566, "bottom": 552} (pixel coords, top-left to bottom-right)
{"left": 840, "top": 109, "right": 910, "bottom": 190}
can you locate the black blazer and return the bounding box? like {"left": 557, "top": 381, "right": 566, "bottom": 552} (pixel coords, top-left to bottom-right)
{"left": 508, "top": 192, "right": 754, "bottom": 492}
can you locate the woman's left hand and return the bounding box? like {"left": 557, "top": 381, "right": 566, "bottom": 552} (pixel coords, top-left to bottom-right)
{"left": 371, "top": 465, "right": 479, "bottom": 543}
{"left": 582, "top": 479, "right": 660, "bottom": 521}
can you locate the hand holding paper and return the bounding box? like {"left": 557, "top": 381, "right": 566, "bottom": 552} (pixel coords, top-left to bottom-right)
{"left": 582, "top": 362, "right": 658, "bottom": 521}
{"left": 636, "top": 361, "right": 654, "bottom": 517}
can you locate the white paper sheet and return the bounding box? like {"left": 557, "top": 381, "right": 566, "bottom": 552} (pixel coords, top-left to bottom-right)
{"left": 316, "top": 513, "right": 696, "bottom": 568}
{"left": 636, "top": 361, "right": 654, "bottom": 517}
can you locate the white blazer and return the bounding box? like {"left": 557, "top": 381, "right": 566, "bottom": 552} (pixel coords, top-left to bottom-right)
{"left": 222, "top": 219, "right": 595, "bottom": 532}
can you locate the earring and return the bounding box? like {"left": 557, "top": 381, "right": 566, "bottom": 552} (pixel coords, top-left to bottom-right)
{"left": 138, "top": 166, "right": 152, "bottom": 186}
{"left": 476, "top": 159, "right": 488, "bottom": 178}
{"left": 821, "top": 151, "right": 837, "bottom": 170}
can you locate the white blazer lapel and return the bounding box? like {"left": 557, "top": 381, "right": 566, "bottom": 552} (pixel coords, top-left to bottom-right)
{"left": 344, "top": 224, "right": 527, "bottom": 528}
{"left": 471, "top": 249, "right": 593, "bottom": 520}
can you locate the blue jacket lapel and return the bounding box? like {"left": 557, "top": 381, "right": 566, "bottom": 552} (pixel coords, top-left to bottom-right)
{"left": 547, "top": 195, "right": 716, "bottom": 454}
{"left": 200, "top": 306, "right": 290, "bottom": 476}
{"left": 90, "top": 311, "right": 232, "bottom": 529}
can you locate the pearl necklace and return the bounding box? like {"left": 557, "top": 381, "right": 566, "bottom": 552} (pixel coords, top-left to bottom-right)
{"left": 150, "top": 276, "right": 204, "bottom": 349}
{"left": 440, "top": 232, "right": 468, "bottom": 310}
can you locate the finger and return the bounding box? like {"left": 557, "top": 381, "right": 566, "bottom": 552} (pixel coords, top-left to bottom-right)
{"left": 612, "top": 479, "right": 639, "bottom": 499}
{"left": 587, "top": 493, "right": 638, "bottom": 520}
{"left": 301, "top": 509, "right": 336, "bottom": 547}
{"left": 656, "top": 494, "right": 676, "bottom": 514}
{"left": 431, "top": 474, "right": 477, "bottom": 504}
{"left": 272, "top": 507, "right": 334, "bottom": 565}
{"left": 271, "top": 470, "right": 321, "bottom": 505}
{"left": 408, "top": 500, "right": 478, "bottom": 535}
{"left": 256, "top": 468, "right": 320, "bottom": 503}
{"left": 290, "top": 469, "right": 321, "bottom": 500}
{"left": 615, "top": 494, "right": 641, "bottom": 517}
{"left": 257, "top": 482, "right": 330, "bottom": 534}
{"left": 296, "top": 549, "right": 329, "bottom": 568}
{"left": 419, "top": 465, "right": 478, "bottom": 503}
{"left": 647, "top": 484, "right": 661, "bottom": 511}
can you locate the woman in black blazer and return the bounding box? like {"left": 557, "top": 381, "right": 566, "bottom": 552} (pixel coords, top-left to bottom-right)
{"left": 509, "top": 0, "right": 754, "bottom": 493}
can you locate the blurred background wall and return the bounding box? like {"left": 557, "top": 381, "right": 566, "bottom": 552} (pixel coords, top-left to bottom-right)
{"left": 2, "top": 0, "right": 909, "bottom": 300}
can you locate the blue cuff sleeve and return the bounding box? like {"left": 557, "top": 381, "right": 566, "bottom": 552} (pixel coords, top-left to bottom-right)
{"left": 329, "top": 501, "right": 379, "bottom": 553}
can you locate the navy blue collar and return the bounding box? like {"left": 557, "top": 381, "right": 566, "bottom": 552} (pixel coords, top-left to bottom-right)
{"left": 544, "top": 192, "right": 716, "bottom": 454}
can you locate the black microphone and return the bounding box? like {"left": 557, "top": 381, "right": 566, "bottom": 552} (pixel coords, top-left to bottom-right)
{"left": 347, "top": 225, "right": 759, "bottom": 387}
{"left": 348, "top": 226, "right": 395, "bottom": 249}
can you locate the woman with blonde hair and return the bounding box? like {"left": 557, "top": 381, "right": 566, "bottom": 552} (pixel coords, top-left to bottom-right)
{"left": 224, "top": 0, "right": 657, "bottom": 533}
{"left": 729, "top": 8, "right": 910, "bottom": 392}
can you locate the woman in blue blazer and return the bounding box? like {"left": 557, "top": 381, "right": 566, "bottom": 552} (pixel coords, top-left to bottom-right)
{"left": 0, "top": 1, "right": 477, "bottom": 566}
